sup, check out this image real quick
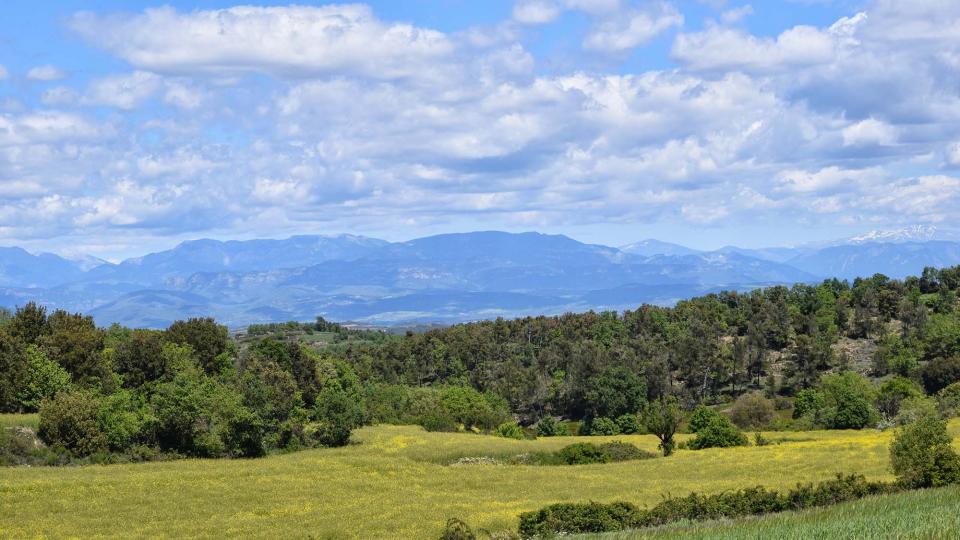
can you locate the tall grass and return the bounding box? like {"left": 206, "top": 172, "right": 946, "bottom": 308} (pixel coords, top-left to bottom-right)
{"left": 0, "top": 421, "right": 957, "bottom": 539}
{"left": 577, "top": 485, "right": 960, "bottom": 539}
{"left": 0, "top": 413, "right": 39, "bottom": 430}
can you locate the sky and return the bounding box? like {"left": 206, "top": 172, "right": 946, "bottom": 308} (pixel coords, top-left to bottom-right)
{"left": 1, "top": 0, "right": 959, "bottom": 260}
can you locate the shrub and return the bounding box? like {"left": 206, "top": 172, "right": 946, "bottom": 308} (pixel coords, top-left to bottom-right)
{"left": 890, "top": 412, "right": 960, "bottom": 488}
{"left": 38, "top": 390, "right": 107, "bottom": 456}
{"left": 688, "top": 405, "right": 719, "bottom": 433}
{"left": 753, "top": 432, "right": 771, "bottom": 446}
{"left": 817, "top": 372, "right": 878, "bottom": 429}
{"left": 937, "top": 382, "right": 960, "bottom": 418}
{"left": 598, "top": 441, "right": 655, "bottom": 462}
{"left": 588, "top": 416, "right": 620, "bottom": 436}
{"left": 313, "top": 385, "right": 364, "bottom": 447}
{"left": 730, "top": 393, "right": 774, "bottom": 429}
{"left": 688, "top": 414, "right": 748, "bottom": 450}
{"left": 792, "top": 388, "right": 825, "bottom": 420}
{"left": 536, "top": 416, "right": 566, "bottom": 437}
{"left": 439, "top": 518, "right": 476, "bottom": 540}
{"left": 784, "top": 473, "right": 894, "bottom": 509}
{"left": 557, "top": 443, "right": 610, "bottom": 465}
{"left": 97, "top": 390, "right": 153, "bottom": 452}
{"left": 921, "top": 357, "right": 960, "bottom": 394}
{"left": 876, "top": 377, "right": 923, "bottom": 420}
{"left": 615, "top": 413, "right": 642, "bottom": 434}
{"left": 495, "top": 422, "right": 524, "bottom": 440}
{"left": 518, "top": 501, "right": 641, "bottom": 537}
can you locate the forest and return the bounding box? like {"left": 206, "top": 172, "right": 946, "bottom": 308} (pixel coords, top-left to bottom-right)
{"left": 2, "top": 265, "right": 960, "bottom": 463}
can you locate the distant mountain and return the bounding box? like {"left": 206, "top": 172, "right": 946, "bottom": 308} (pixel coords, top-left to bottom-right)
{"left": 5, "top": 230, "right": 960, "bottom": 328}
{"left": 621, "top": 239, "right": 700, "bottom": 257}
{"left": 0, "top": 247, "right": 87, "bottom": 288}
{"left": 786, "top": 241, "right": 960, "bottom": 279}
{"left": 84, "top": 234, "right": 388, "bottom": 286}
{"left": 846, "top": 225, "right": 942, "bottom": 245}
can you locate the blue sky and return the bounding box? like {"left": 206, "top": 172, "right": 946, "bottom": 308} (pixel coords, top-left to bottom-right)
{"left": 1, "top": 0, "right": 959, "bottom": 260}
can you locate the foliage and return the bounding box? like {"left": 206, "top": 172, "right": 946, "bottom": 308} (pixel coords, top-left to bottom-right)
{"left": 113, "top": 329, "right": 168, "bottom": 388}
{"left": 800, "top": 372, "right": 878, "bottom": 429}
{"left": 557, "top": 442, "right": 611, "bottom": 465}
{"left": 688, "top": 414, "right": 748, "bottom": 450}
{"left": 598, "top": 441, "right": 656, "bottom": 462}
{"left": 16, "top": 345, "right": 71, "bottom": 412}
{"left": 792, "top": 388, "right": 825, "bottom": 420}
{"left": 876, "top": 377, "right": 923, "bottom": 421}
{"left": 687, "top": 405, "right": 720, "bottom": 433}
{"left": 39, "top": 310, "right": 108, "bottom": 386}
{"left": 890, "top": 413, "right": 960, "bottom": 488}
{"left": 588, "top": 416, "right": 620, "bottom": 436}
{"left": 0, "top": 330, "right": 29, "bottom": 412}
{"left": 642, "top": 399, "right": 681, "bottom": 456}
{"left": 439, "top": 518, "right": 477, "bottom": 540}
{"left": 937, "top": 382, "right": 960, "bottom": 418}
{"left": 518, "top": 501, "right": 642, "bottom": 537}
{"left": 38, "top": 389, "right": 107, "bottom": 456}
{"left": 494, "top": 422, "right": 524, "bottom": 440}
{"left": 581, "top": 366, "right": 646, "bottom": 422}
{"left": 730, "top": 393, "right": 774, "bottom": 429}
{"left": 536, "top": 416, "right": 566, "bottom": 437}
{"left": 165, "top": 318, "right": 231, "bottom": 375}
{"left": 616, "top": 413, "right": 642, "bottom": 434}
{"left": 920, "top": 356, "right": 960, "bottom": 394}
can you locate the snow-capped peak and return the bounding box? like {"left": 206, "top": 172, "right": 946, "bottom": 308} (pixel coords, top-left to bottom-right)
{"left": 848, "top": 225, "right": 938, "bottom": 244}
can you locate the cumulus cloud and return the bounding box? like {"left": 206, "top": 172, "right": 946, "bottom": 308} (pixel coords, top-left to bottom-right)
{"left": 27, "top": 65, "right": 66, "bottom": 81}
{"left": 842, "top": 118, "right": 896, "bottom": 147}
{"left": 513, "top": 0, "right": 562, "bottom": 24}
{"left": 69, "top": 5, "right": 454, "bottom": 79}
{"left": 672, "top": 24, "right": 837, "bottom": 72}
{"left": 583, "top": 4, "right": 684, "bottom": 51}
{"left": 82, "top": 71, "right": 162, "bottom": 109}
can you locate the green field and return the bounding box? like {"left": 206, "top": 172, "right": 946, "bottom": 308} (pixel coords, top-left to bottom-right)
{"left": 2, "top": 418, "right": 959, "bottom": 539}
{"left": 579, "top": 485, "right": 960, "bottom": 539}
{"left": 0, "top": 413, "right": 38, "bottom": 430}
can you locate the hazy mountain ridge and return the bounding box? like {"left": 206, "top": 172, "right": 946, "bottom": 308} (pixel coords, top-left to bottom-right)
{"left": 3, "top": 230, "right": 960, "bottom": 328}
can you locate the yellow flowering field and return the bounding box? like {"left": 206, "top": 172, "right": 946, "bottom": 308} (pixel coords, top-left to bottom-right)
{"left": 1, "top": 420, "right": 957, "bottom": 539}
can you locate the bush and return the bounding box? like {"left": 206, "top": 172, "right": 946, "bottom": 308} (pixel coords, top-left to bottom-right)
{"left": 615, "top": 413, "right": 642, "bottom": 434}
{"left": 97, "top": 390, "right": 153, "bottom": 452}
{"left": 598, "top": 441, "right": 655, "bottom": 462}
{"left": 38, "top": 390, "right": 108, "bottom": 456}
{"left": 313, "top": 385, "right": 364, "bottom": 447}
{"left": 876, "top": 377, "right": 923, "bottom": 421}
{"left": 518, "top": 501, "right": 641, "bottom": 537}
{"left": 495, "top": 422, "right": 524, "bottom": 440}
{"left": 937, "top": 382, "right": 960, "bottom": 418}
{"left": 439, "top": 518, "right": 476, "bottom": 540}
{"left": 921, "top": 357, "right": 960, "bottom": 394}
{"left": 557, "top": 442, "right": 610, "bottom": 465}
{"left": 730, "top": 393, "right": 774, "bottom": 429}
{"left": 753, "top": 432, "right": 771, "bottom": 446}
{"left": 890, "top": 412, "right": 960, "bottom": 488}
{"left": 688, "top": 414, "right": 748, "bottom": 450}
{"left": 792, "top": 388, "right": 825, "bottom": 420}
{"left": 812, "top": 372, "right": 879, "bottom": 429}
{"left": 536, "top": 416, "right": 566, "bottom": 437}
{"left": 688, "top": 405, "right": 719, "bottom": 433}
{"left": 588, "top": 416, "right": 620, "bottom": 436}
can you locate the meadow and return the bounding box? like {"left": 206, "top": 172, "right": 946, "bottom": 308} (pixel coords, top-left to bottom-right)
{"left": 4, "top": 417, "right": 958, "bottom": 539}
{"left": 579, "top": 485, "right": 960, "bottom": 539}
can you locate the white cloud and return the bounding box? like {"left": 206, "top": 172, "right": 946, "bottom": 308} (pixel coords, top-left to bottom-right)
{"left": 83, "top": 71, "right": 161, "bottom": 109}
{"left": 672, "top": 24, "right": 837, "bottom": 72}
{"left": 721, "top": 5, "right": 753, "bottom": 24}
{"left": 947, "top": 142, "right": 960, "bottom": 167}
{"left": 70, "top": 5, "right": 454, "bottom": 80}
{"left": 27, "top": 65, "right": 66, "bottom": 81}
{"left": 583, "top": 4, "right": 683, "bottom": 51}
{"left": 513, "top": 0, "right": 561, "bottom": 24}
{"left": 841, "top": 117, "right": 896, "bottom": 146}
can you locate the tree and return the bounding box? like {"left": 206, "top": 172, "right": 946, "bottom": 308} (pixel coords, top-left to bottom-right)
{"left": 165, "top": 318, "right": 230, "bottom": 375}
{"left": 38, "top": 389, "right": 107, "bottom": 456}
{"left": 0, "top": 330, "right": 28, "bottom": 412}
{"left": 6, "top": 302, "right": 47, "bottom": 345}
{"left": 875, "top": 377, "right": 923, "bottom": 421}
{"left": 113, "top": 329, "right": 168, "bottom": 388}
{"left": 890, "top": 412, "right": 960, "bottom": 488}
{"left": 17, "top": 345, "right": 71, "bottom": 411}
{"left": 818, "top": 372, "right": 878, "bottom": 429}
{"left": 730, "top": 393, "right": 774, "bottom": 429}
{"left": 642, "top": 398, "right": 681, "bottom": 457}
{"left": 920, "top": 357, "right": 960, "bottom": 394}
{"left": 582, "top": 366, "right": 645, "bottom": 422}
{"left": 39, "top": 310, "right": 108, "bottom": 386}
{"left": 689, "top": 414, "right": 747, "bottom": 449}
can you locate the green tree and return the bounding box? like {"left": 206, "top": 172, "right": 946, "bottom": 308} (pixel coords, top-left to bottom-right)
{"left": 890, "top": 413, "right": 960, "bottom": 488}
{"left": 0, "top": 330, "right": 28, "bottom": 412}
{"left": 39, "top": 310, "right": 108, "bottom": 386}
{"left": 642, "top": 398, "right": 681, "bottom": 456}
{"left": 818, "top": 372, "right": 878, "bottom": 429}
{"left": 17, "top": 345, "right": 71, "bottom": 411}
{"left": 113, "top": 329, "right": 168, "bottom": 388}
{"left": 165, "top": 318, "right": 230, "bottom": 375}
{"left": 38, "top": 389, "right": 107, "bottom": 456}
{"left": 6, "top": 302, "right": 47, "bottom": 345}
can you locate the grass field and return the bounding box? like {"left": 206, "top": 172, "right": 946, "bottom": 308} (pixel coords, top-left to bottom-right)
{"left": 2, "top": 416, "right": 958, "bottom": 539}
{"left": 0, "top": 413, "right": 38, "bottom": 430}
{"left": 578, "top": 485, "right": 960, "bottom": 539}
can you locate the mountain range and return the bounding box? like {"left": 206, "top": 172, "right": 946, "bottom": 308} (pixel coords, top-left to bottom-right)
{"left": 2, "top": 227, "right": 959, "bottom": 328}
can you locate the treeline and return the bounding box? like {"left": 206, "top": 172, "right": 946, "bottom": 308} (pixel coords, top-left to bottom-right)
{"left": 328, "top": 267, "right": 960, "bottom": 427}
{"left": 0, "top": 307, "right": 366, "bottom": 461}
